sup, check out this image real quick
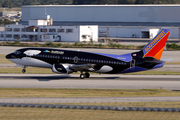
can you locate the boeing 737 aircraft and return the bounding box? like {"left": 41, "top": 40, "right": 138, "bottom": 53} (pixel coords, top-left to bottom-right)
{"left": 6, "top": 29, "right": 171, "bottom": 79}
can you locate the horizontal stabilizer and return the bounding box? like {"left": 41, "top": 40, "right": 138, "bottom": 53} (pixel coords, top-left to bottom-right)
{"left": 160, "top": 58, "right": 173, "bottom": 62}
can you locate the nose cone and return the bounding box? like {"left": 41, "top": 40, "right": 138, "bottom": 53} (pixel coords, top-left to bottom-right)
{"left": 6, "top": 53, "right": 14, "bottom": 59}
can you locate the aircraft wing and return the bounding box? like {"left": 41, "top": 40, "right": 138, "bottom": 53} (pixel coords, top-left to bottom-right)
{"left": 69, "top": 64, "right": 96, "bottom": 72}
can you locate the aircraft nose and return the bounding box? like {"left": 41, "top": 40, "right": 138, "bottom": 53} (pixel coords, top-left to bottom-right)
{"left": 6, "top": 53, "right": 15, "bottom": 59}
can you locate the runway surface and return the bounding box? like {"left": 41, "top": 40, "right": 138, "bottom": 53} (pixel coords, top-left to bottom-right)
{"left": 0, "top": 74, "right": 180, "bottom": 90}
{"left": 1, "top": 96, "right": 180, "bottom": 103}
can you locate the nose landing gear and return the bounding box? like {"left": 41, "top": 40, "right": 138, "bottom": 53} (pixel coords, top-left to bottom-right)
{"left": 22, "top": 69, "right": 26, "bottom": 73}
{"left": 80, "top": 72, "right": 90, "bottom": 79}
{"left": 22, "top": 66, "right": 26, "bottom": 73}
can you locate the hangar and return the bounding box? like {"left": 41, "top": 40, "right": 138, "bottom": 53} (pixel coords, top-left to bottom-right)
{"left": 1, "top": 5, "right": 179, "bottom": 41}
{"left": 20, "top": 5, "right": 180, "bottom": 39}
{"left": 22, "top": 5, "right": 180, "bottom": 23}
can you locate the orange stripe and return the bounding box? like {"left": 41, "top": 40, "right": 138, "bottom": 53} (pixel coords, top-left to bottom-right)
{"left": 154, "top": 47, "right": 164, "bottom": 60}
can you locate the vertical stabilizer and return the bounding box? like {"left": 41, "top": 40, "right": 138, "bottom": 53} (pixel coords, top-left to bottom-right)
{"left": 142, "top": 29, "right": 170, "bottom": 60}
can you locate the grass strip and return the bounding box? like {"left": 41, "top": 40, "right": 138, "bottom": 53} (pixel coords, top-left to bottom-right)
{"left": 0, "top": 67, "right": 53, "bottom": 74}
{"left": 1, "top": 41, "right": 180, "bottom": 50}
{"left": 0, "top": 88, "right": 180, "bottom": 98}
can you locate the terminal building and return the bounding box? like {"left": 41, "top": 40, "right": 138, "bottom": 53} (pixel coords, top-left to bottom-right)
{"left": 1, "top": 5, "right": 180, "bottom": 41}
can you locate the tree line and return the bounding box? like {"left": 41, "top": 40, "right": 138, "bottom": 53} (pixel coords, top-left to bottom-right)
{"left": 0, "top": 0, "right": 179, "bottom": 7}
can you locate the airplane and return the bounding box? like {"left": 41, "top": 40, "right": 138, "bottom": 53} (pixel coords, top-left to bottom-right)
{"left": 6, "top": 29, "right": 171, "bottom": 79}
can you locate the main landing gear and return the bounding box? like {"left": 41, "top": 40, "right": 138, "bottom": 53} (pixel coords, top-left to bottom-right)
{"left": 80, "top": 72, "right": 90, "bottom": 79}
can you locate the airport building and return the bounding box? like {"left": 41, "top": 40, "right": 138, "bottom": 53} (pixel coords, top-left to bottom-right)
{"left": 1, "top": 5, "right": 180, "bottom": 41}
{"left": 0, "top": 15, "right": 98, "bottom": 42}
{"left": 20, "top": 5, "right": 180, "bottom": 39}
{"left": 21, "top": 5, "right": 180, "bottom": 23}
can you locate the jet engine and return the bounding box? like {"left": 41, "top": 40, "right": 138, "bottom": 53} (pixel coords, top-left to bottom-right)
{"left": 52, "top": 63, "right": 73, "bottom": 74}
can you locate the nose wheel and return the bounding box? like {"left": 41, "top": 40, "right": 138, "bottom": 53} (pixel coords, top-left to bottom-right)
{"left": 80, "top": 72, "right": 90, "bottom": 79}
{"left": 22, "top": 69, "right": 26, "bottom": 73}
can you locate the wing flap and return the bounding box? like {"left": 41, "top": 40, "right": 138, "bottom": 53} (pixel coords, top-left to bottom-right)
{"left": 70, "top": 64, "right": 96, "bottom": 72}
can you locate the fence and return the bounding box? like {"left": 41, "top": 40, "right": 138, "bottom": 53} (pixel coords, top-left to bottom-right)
{"left": 0, "top": 99, "right": 180, "bottom": 120}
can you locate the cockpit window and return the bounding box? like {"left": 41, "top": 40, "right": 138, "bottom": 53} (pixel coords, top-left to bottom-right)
{"left": 13, "top": 50, "right": 21, "bottom": 55}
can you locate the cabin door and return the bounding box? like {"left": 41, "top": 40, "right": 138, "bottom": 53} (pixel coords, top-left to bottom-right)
{"left": 130, "top": 59, "right": 136, "bottom": 68}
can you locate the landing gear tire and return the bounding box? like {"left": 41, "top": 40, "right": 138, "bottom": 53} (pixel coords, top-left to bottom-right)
{"left": 85, "top": 72, "right": 90, "bottom": 78}
{"left": 22, "top": 69, "right": 26, "bottom": 73}
{"left": 80, "top": 74, "right": 86, "bottom": 79}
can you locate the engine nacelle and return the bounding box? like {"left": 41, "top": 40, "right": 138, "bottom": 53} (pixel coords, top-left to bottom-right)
{"left": 52, "top": 63, "right": 73, "bottom": 74}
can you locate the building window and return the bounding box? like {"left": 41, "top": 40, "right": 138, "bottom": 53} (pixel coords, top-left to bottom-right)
{"left": 6, "top": 28, "right": 12, "bottom": 32}
{"left": 6, "top": 34, "right": 12, "bottom": 38}
{"left": 1, "top": 34, "right": 4, "bottom": 38}
{"left": 57, "top": 29, "right": 64, "bottom": 33}
{"left": 66, "top": 29, "right": 73, "bottom": 33}
{"left": 49, "top": 29, "right": 56, "bottom": 32}
{"left": 21, "top": 35, "right": 28, "bottom": 38}
{"left": 14, "top": 28, "right": 20, "bottom": 32}
{"left": 21, "top": 28, "right": 26, "bottom": 32}
{"left": 14, "top": 35, "right": 20, "bottom": 39}
{"left": 26, "top": 29, "right": 34, "bottom": 32}
{"left": 41, "top": 28, "right": 47, "bottom": 32}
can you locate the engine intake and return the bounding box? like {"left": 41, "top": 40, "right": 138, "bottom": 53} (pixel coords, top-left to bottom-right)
{"left": 52, "top": 63, "right": 73, "bottom": 74}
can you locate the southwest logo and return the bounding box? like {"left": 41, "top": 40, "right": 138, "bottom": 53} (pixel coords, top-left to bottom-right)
{"left": 142, "top": 29, "right": 170, "bottom": 60}
{"left": 43, "top": 50, "right": 50, "bottom": 53}
{"left": 144, "top": 30, "right": 165, "bottom": 52}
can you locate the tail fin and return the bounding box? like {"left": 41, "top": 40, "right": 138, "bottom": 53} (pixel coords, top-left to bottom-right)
{"left": 142, "top": 29, "right": 170, "bottom": 60}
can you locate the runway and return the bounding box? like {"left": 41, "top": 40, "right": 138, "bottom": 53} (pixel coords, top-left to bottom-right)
{"left": 1, "top": 96, "right": 180, "bottom": 103}
{"left": 0, "top": 74, "right": 180, "bottom": 90}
